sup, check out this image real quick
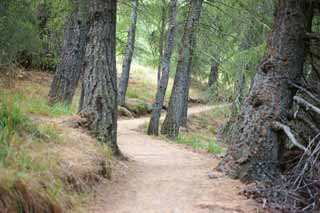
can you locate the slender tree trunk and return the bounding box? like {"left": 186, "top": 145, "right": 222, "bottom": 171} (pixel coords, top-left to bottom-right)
{"left": 147, "top": 0, "right": 178, "bottom": 136}
{"left": 219, "top": 0, "right": 308, "bottom": 182}
{"left": 208, "top": 60, "right": 219, "bottom": 88}
{"left": 48, "top": 0, "right": 87, "bottom": 105}
{"left": 118, "top": 0, "right": 139, "bottom": 106}
{"left": 157, "top": 0, "right": 167, "bottom": 85}
{"left": 161, "top": 0, "right": 203, "bottom": 138}
{"left": 230, "top": 66, "right": 246, "bottom": 117}
{"left": 180, "top": 60, "right": 192, "bottom": 127}
{"left": 79, "top": 0, "right": 120, "bottom": 156}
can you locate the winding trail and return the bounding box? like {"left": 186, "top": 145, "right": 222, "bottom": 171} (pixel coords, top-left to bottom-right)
{"left": 87, "top": 105, "right": 261, "bottom": 213}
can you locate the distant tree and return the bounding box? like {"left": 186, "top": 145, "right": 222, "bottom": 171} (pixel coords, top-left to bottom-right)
{"left": 48, "top": 0, "right": 87, "bottom": 105}
{"left": 147, "top": 0, "right": 178, "bottom": 136}
{"left": 219, "top": 0, "right": 309, "bottom": 182}
{"left": 79, "top": 0, "right": 121, "bottom": 156}
{"left": 208, "top": 60, "right": 219, "bottom": 88}
{"left": 118, "top": 0, "right": 139, "bottom": 106}
{"left": 161, "top": 0, "right": 203, "bottom": 138}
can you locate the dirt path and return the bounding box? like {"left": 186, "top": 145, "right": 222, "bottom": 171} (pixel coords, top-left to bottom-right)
{"left": 87, "top": 105, "right": 261, "bottom": 213}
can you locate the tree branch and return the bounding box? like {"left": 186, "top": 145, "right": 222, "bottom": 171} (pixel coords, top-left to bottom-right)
{"left": 273, "top": 122, "right": 310, "bottom": 154}
{"left": 294, "top": 96, "right": 320, "bottom": 115}
{"left": 289, "top": 82, "right": 320, "bottom": 104}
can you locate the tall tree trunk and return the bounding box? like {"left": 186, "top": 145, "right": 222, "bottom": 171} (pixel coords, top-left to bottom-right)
{"left": 79, "top": 0, "right": 120, "bottom": 155}
{"left": 208, "top": 60, "right": 219, "bottom": 88}
{"left": 48, "top": 0, "right": 87, "bottom": 105}
{"left": 161, "top": 0, "right": 203, "bottom": 138}
{"left": 219, "top": 0, "right": 308, "bottom": 182}
{"left": 180, "top": 60, "right": 192, "bottom": 127}
{"left": 230, "top": 65, "right": 246, "bottom": 117}
{"left": 147, "top": 0, "right": 178, "bottom": 136}
{"left": 118, "top": 0, "right": 139, "bottom": 106}
{"left": 157, "top": 0, "right": 167, "bottom": 85}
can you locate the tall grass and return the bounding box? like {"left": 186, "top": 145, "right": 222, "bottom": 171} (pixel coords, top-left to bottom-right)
{"left": 0, "top": 89, "right": 76, "bottom": 117}
{"left": 0, "top": 95, "right": 35, "bottom": 166}
{"left": 0, "top": 94, "right": 62, "bottom": 194}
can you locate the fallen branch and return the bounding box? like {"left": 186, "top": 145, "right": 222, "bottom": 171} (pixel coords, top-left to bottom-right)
{"left": 273, "top": 122, "right": 310, "bottom": 154}
{"left": 294, "top": 96, "right": 320, "bottom": 115}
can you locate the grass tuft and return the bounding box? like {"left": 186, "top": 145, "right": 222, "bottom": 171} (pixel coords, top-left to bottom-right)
{"left": 176, "top": 135, "right": 224, "bottom": 154}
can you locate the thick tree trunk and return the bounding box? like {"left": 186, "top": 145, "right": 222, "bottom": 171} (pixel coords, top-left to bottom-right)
{"left": 147, "top": 0, "right": 178, "bottom": 136}
{"left": 208, "top": 60, "right": 219, "bottom": 88}
{"left": 48, "top": 0, "right": 87, "bottom": 105}
{"left": 79, "top": 0, "right": 120, "bottom": 155}
{"left": 219, "top": 0, "right": 308, "bottom": 182}
{"left": 118, "top": 0, "right": 138, "bottom": 106}
{"left": 161, "top": 0, "right": 203, "bottom": 138}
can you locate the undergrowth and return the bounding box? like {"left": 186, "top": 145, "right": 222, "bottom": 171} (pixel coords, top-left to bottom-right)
{"left": 174, "top": 105, "right": 230, "bottom": 154}
{"left": 124, "top": 65, "right": 203, "bottom": 105}
{"left": 176, "top": 135, "right": 224, "bottom": 154}
{"left": 0, "top": 91, "right": 105, "bottom": 212}
{"left": 147, "top": 105, "right": 230, "bottom": 155}
{"left": 0, "top": 94, "right": 65, "bottom": 208}
{"left": 1, "top": 76, "right": 78, "bottom": 117}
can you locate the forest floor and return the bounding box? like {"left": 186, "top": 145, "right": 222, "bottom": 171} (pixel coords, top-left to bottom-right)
{"left": 0, "top": 69, "right": 263, "bottom": 212}
{"left": 86, "top": 105, "right": 262, "bottom": 213}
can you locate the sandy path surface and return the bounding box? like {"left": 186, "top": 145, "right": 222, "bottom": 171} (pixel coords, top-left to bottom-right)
{"left": 87, "top": 105, "right": 261, "bottom": 213}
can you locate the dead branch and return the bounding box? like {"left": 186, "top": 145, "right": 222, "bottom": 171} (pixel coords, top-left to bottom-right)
{"left": 273, "top": 122, "right": 310, "bottom": 154}
{"left": 289, "top": 82, "right": 320, "bottom": 104}
{"left": 288, "top": 111, "right": 320, "bottom": 135}
{"left": 294, "top": 96, "right": 320, "bottom": 115}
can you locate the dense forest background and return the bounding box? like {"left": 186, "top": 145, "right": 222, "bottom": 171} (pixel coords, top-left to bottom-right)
{"left": 0, "top": 0, "right": 273, "bottom": 104}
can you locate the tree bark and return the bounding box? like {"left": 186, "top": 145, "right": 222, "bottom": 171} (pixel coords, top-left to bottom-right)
{"left": 147, "top": 0, "right": 178, "bottom": 136}
{"left": 79, "top": 0, "right": 120, "bottom": 155}
{"left": 180, "top": 60, "right": 192, "bottom": 127}
{"left": 157, "top": 0, "right": 167, "bottom": 85}
{"left": 161, "top": 0, "right": 203, "bottom": 138}
{"left": 118, "top": 0, "right": 139, "bottom": 106}
{"left": 48, "top": 0, "right": 87, "bottom": 105}
{"left": 219, "top": 0, "right": 308, "bottom": 182}
{"left": 230, "top": 65, "right": 246, "bottom": 117}
{"left": 208, "top": 60, "right": 219, "bottom": 88}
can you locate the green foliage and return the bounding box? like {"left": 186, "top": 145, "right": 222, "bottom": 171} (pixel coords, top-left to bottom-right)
{"left": 0, "top": 0, "right": 71, "bottom": 70}
{"left": 0, "top": 0, "right": 41, "bottom": 68}
{"left": 116, "top": 0, "right": 274, "bottom": 102}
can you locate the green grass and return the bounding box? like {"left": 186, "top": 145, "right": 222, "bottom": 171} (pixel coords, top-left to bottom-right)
{"left": 0, "top": 93, "right": 57, "bottom": 169}
{"left": 0, "top": 93, "right": 68, "bottom": 206}
{"left": 0, "top": 88, "right": 77, "bottom": 117}
{"left": 164, "top": 105, "right": 231, "bottom": 155}
{"left": 176, "top": 135, "right": 225, "bottom": 154}
{"left": 207, "top": 139, "right": 224, "bottom": 154}
{"left": 0, "top": 88, "right": 114, "bottom": 210}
